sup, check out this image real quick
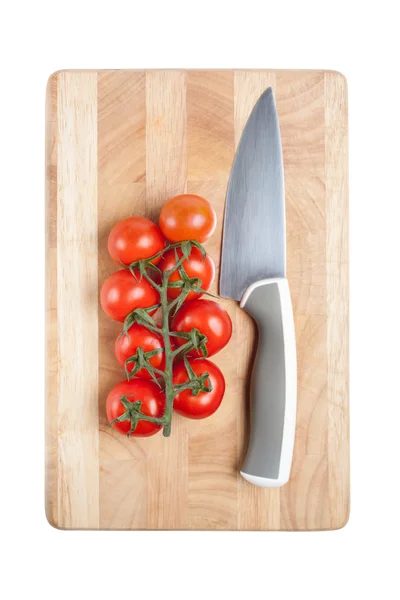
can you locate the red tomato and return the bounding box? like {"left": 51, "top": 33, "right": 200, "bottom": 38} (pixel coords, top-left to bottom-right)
{"left": 108, "top": 217, "right": 165, "bottom": 266}
{"left": 115, "top": 324, "right": 166, "bottom": 377}
{"left": 172, "top": 358, "right": 225, "bottom": 419}
{"left": 171, "top": 299, "right": 232, "bottom": 358}
{"left": 159, "top": 194, "right": 217, "bottom": 243}
{"left": 106, "top": 379, "right": 165, "bottom": 437}
{"left": 100, "top": 269, "right": 159, "bottom": 322}
{"left": 159, "top": 247, "right": 215, "bottom": 302}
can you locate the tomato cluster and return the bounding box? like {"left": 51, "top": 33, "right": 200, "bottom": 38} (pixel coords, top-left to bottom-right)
{"left": 100, "top": 194, "right": 232, "bottom": 438}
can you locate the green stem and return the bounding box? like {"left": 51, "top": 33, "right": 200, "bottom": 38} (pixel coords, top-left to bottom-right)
{"left": 167, "top": 294, "right": 185, "bottom": 315}
{"left": 136, "top": 415, "right": 166, "bottom": 426}
{"left": 172, "top": 382, "right": 197, "bottom": 393}
{"left": 164, "top": 254, "right": 186, "bottom": 280}
{"left": 141, "top": 322, "right": 163, "bottom": 335}
{"left": 150, "top": 366, "right": 166, "bottom": 379}
{"left": 159, "top": 282, "right": 175, "bottom": 436}
{"left": 171, "top": 340, "right": 194, "bottom": 358}
{"left": 141, "top": 268, "right": 162, "bottom": 293}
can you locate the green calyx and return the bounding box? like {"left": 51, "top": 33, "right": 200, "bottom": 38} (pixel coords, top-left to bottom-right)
{"left": 110, "top": 395, "right": 165, "bottom": 437}
{"left": 121, "top": 306, "right": 162, "bottom": 337}
{"left": 124, "top": 346, "right": 165, "bottom": 385}
{"left": 172, "top": 356, "right": 213, "bottom": 397}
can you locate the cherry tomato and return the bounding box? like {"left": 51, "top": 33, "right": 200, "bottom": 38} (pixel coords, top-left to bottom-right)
{"left": 100, "top": 269, "right": 159, "bottom": 322}
{"left": 106, "top": 379, "right": 165, "bottom": 437}
{"left": 108, "top": 217, "right": 165, "bottom": 266}
{"left": 159, "top": 194, "right": 217, "bottom": 243}
{"left": 172, "top": 358, "right": 225, "bottom": 419}
{"left": 115, "top": 324, "right": 166, "bottom": 377}
{"left": 159, "top": 247, "right": 215, "bottom": 302}
{"left": 171, "top": 299, "right": 232, "bottom": 358}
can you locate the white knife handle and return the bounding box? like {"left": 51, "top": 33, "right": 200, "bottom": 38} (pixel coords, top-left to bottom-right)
{"left": 240, "top": 278, "right": 297, "bottom": 488}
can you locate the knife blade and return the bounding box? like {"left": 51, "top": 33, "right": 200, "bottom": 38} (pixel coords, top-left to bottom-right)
{"left": 220, "top": 87, "right": 297, "bottom": 488}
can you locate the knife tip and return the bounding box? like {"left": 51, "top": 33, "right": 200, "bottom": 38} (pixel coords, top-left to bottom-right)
{"left": 256, "top": 86, "right": 274, "bottom": 107}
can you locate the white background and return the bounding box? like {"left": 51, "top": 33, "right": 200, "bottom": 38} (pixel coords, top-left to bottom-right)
{"left": 1, "top": 1, "right": 399, "bottom": 598}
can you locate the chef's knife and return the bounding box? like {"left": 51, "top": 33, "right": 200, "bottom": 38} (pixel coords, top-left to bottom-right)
{"left": 220, "top": 87, "right": 297, "bottom": 488}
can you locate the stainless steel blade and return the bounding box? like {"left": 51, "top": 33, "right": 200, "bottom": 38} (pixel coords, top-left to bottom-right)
{"left": 219, "top": 87, "right": 285, "bottom": 301}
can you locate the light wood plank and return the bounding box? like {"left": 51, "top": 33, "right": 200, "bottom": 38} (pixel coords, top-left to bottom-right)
{"left": 45, "top": 74, "right": 58, "bottom": 526}
{"left": 325, "top": 71, "right": 350, "bottom": 529}
{"left": 187, "top": 71, "right": 234, "bottom": 181}
{"left": 187, "top": 72, "right": 236, "bottom": 529}
{"left": 100, "top": 459, "right": 147, "bottom": 530}
{"left": 186, "top": 81, "right": 236, "bottom": 532}
{"left": 276, "top": 70, "right": 330, "bottom": 530}
{"left": 97, "top": 72, "right": 148, "bottom": 528}
{"left": 280, "top": 316, "right": 329, "bottom": 530}
{"left": 97, "top": 71, "right": 145, "bottom": 184}
{"left": 56, "top": 72, "right": 99, "bottom": 529}
{"left": 146, "top": 70, "right": 187, "bottom": 217}
{"left": 145, "top": 70, "right": 189, "bottom": 529}
{"left": 233, "top": 71, "right": 282, "bottom": 530}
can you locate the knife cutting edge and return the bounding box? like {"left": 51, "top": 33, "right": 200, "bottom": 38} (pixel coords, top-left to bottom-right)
{"left": 219, "top": 87, "right": 297, "bottom": 488}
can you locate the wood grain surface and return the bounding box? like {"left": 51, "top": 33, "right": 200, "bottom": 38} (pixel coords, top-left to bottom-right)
{"left": 45, "top": 69, "right": 349, "bottom": 530}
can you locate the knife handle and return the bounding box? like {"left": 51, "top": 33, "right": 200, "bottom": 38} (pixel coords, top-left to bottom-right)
{"left": 240, "top": 278, "right": 297, "bottom": 488}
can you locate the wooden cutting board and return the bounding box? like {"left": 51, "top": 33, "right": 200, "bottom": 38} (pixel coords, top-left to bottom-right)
{"left": 46, "top": 69, "right": 349, "bottom": 530}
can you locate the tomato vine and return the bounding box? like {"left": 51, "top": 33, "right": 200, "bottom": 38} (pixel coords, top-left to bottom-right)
{"left": 111, "top": 240, "right": 214, "bottom": 437}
